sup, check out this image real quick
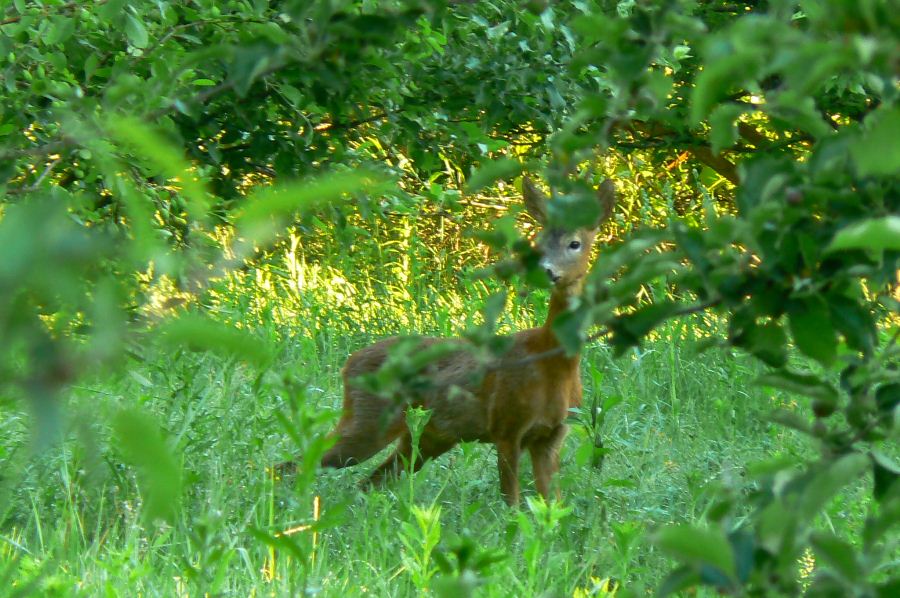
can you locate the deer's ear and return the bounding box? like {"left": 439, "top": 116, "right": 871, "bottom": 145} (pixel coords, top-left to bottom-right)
{"left": 595, "top": 179, "right": 617, "bottom": 226}
{"left": 522, "top": 176, "right": 548, "bottom": 224}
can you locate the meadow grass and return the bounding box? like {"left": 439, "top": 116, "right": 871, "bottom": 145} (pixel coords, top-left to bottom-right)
{"left": 0, "top": 261, "right": 858, "bottom": 597}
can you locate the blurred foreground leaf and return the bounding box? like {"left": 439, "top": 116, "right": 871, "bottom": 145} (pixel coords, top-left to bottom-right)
{"left": 827, "top": 216, "right": 900, "bottom": 253}
{"left": 235, "top": 170, "right": 385, "bottom": 245}
{"left": 655, "top": 525, "right": 735, "bottom": 580}
{"left": 107, "top": 116, "right": 210, "bottom": 224}
{"left": 466, "top": 158, "right": 522, "bottom": 193}
{"left": 113, "top": 409, "right": 182, "bottom": 522}
{"left": 157, "top": 313, "right": 273, "bottom": 367}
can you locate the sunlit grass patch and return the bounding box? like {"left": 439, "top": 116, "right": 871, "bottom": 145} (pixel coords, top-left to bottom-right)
{"left": 0, "top": 242, "right": 875, "bottom": 596}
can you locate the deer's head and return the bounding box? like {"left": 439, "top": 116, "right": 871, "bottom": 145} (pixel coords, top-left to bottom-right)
{"left": 522, "top": 177, "right": 617, "bottom": 290}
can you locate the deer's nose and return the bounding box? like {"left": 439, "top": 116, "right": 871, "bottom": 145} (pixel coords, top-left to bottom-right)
{"left": 545, "top": 267, "right": 561, "bottom": 283}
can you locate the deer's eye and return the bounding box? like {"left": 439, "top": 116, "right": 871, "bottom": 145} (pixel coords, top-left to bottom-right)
{"left": 568, "top": 240, "right": 582, "bottom": 250}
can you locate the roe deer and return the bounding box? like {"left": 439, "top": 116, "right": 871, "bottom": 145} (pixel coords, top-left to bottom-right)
{"left": 291, "top": 177, "right": 617, "bottom": 506}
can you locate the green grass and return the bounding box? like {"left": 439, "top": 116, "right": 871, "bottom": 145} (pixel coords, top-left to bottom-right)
{"left": 0, "top": 267, "right": 849, "bottom": 596}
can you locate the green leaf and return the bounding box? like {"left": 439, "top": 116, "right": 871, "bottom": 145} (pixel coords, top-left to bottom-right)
{"left": 850, "top": 106, "right": 900, "bottom": 176}
{"left": 466, "top": 158, "right": 522, "bottom": 193}
{"left": 480, "top": 291, "right": 508, "bottom": 329}
{"left": 828, "top": 294, "right": 876, "bottom": 355}
{"left": 708, "top": 104, "right": 745, "bottom": 154}
{"left": 99, "top": 0, "right": 127, "bottom": 22}
{"left": 277, "top": 83, "right": 302, "bottom": 107}
{"left": 865, "top": 496, "right": 900, "bottom": 548}
{"left": 872, "top": 452, "right": 900, "bottom": 503}
{"left": 236, "top": 171, "right": 381, "bottom": 244}
{"left": 106, "top": 170, "right": 167, "bottom": 263}
{"left": 113, "top": 409, "right": 181, "bottom": 522}
{"left": 655, "top": 525, "right": 736, "bottom": 579}
{"left": 607, "top": 253, "right": 682, "bottom": 301}
{"left": 757, "top": 500, "right": 795, "bottom": 555}
{"left": 768, "top": 409, "right": 813, "bottom": 435}
{"left": 827, "top": 216, "right": 900, "bottom": 253}
{"left": 248, "top": 527, "right": 306, "bottom": 560}
{"left": 806, "top": 575, "right": 853, "bottom": 596}
{"left": 124, "top": 14, "right": 149, "bottom": 49}
{"left": 247, "top": 21, "right": 290, "bottom": 45}
{"left": 106, "top": 116, "right": 209, "bottom": 224}
{"left": 756, "top": 369, "right": 838, "bottom": 402}
{"left": 407, "top": 340, "right": 467, "bottom": 372}
{"left": 768, "top": 95, "right": 833, "bottom": 138}
{"left": 616, "top": 301, "right": 681, "bottom": 339}
{"left": 810, "top": 532, "right": 862, "bottom": 583}
{"left": 229, "top": 44, "right": 277, "bottom": 98}
{"left": 691, "top": 53, "right": 760, "bottom": 124}
{"left": 43, "top": 17, "right": 76, "bottom": 46}
{"left": 157, "top": 314, "right": 273, "bottom": 366}
{"left": 552, "top": 308, "right": 590, "bottom": 356}
{"left": 875, "top": 383, "right": 900, "bottom": 413}
{"left": 84, "top": 52, "right": 100, "bottom": 80}
{"left": 875, "top": 577, "right": 900, "bottom": 598}
{"left": 746, "top": 455, "right": 798, "bottom": 478}
{"left": 799, "top": 453, "right": 869, "bottom": 515}
{"left": 433, "top": 573, "right": 479, "bottom": 598}
{"left": 745, "top": 321, "right": 788, "bottom": 367}
{"left": 788, "top": 298, "right": 837, "bottom": 366}
{"left": 656, "top": 566, "right": 701, "bottom": 597}
{"left": 729, "top": 529, "right": 755, "bottom": 583}
{"left": 474, "top": 215, "right": 520, "bottom": 251}
{"left": 545, "top": 188, "right": 604, "bottom": 230}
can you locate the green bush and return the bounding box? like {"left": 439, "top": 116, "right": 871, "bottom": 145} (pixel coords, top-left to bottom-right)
{"left": 1, "top": 0, "right": 897, "bottom": 595}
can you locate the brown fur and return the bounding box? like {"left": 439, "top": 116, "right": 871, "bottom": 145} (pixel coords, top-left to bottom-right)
{"left": 290, "top": 178, "right": 617, "bottom": 506}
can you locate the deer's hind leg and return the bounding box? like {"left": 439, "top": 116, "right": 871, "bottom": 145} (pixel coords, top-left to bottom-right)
{"left": 365, "top": 427, "right": 457, "bottom": 487}
{"left": 317, "top": 381, "right": 409, "bottom": 469}
{"left": 321, "top": 413, "right": 406, "bottom": 469}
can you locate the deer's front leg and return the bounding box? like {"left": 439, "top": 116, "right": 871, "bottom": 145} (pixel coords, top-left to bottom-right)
{"left": 528, "top": 424, "right": 568, "bottom": 502}
{"left": 496, "top": 439, "right": 521, "bottom": 506}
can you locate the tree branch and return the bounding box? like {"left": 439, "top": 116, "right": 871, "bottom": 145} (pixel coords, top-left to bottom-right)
{"left": 489, "top": 298, "right": 721, "bottom": 370}
{"left": 627, "top": 121, "right": 740, "bottom": 184}
{"left": 687, "top": 145, "right": 739, "bottom": 184}
{"left": 737, "top": 122, "right": 770, "bottom": 147}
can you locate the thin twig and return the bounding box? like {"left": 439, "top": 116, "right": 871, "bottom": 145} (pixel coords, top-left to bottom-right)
{"left": 32, "top": 156, "right": 60, "bottom": 188}
{"left": 321, "top": 111, "right": 398, "bottom": 132}
{"left": 487, "top": 297, "right": 721, "bottom": 370}
{"left": 4, "top": 156, "right": 62, "bottom": 195}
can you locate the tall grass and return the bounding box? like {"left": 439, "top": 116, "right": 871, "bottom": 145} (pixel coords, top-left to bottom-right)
{"left": 1, "top": 228, "right": 846, "bottom": 597}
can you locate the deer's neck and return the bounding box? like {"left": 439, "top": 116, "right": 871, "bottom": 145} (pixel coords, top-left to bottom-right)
{"left": 544, "top": 288, "right": 571, "bottom": 328}
{"left": 537, "top": 284, "right": 582, "bottom": 361}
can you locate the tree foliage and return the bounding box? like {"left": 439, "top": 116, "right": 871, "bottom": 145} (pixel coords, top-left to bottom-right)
{"left": 1, "top": 0, "right": 898, "bottom": 594}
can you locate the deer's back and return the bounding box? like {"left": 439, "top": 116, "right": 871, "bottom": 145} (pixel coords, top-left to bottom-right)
{"left": 343, "top": 336, "right": 490, "bottom": 441}
{"left": 343, "top": 330, "right": 581, "bottom": 445}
